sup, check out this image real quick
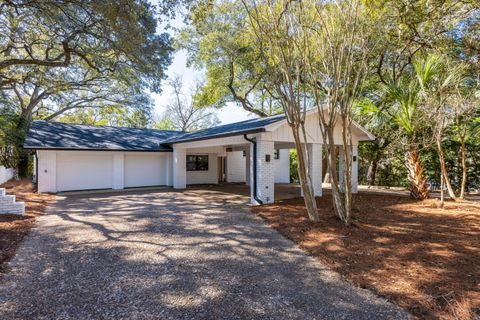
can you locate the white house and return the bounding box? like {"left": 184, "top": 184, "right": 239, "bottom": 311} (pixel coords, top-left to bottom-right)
{"left": 25, "top": 110, "right": 374, "bottom": 204}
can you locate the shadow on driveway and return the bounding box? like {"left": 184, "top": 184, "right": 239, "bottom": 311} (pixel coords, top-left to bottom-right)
{"left": 0, "top": 189, "right": 410, "bottom": 319}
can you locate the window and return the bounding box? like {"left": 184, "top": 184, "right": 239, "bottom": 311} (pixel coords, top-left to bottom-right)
{"left": 274, "top": 149, "right": 280, "bottom": 160}
{"left": 187, "top": 155, "right": 209, "bottom": 171}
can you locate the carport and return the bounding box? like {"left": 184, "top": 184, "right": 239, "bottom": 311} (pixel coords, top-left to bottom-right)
{"left": 161, "top": 109, "right": 374, "bottom": 205}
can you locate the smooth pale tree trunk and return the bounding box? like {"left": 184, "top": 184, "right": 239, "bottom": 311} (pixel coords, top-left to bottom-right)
{"left": 405, "top": 146, "right": 429, "bottom": 200}
{"left": 440, "top": 172, "right": 445, "bottom": 208}
{"left": 436, "top": 137, "right": 457, "bottom": 201}
{"left": 323, "top": 146, "right": 338, "bottom": 183}
{"left": 322, "top": 156, "right": 330, "bottom": 183}
{"left": 290, "top": 124, "right": 319, "bottom": 222}
{"left": 457, "top": 125, "right": 468, "bottom": 200}
{"left": 339, "top": 119, "right": 353, "bottom": 226}
{"left": 325, "top": 129, "right": 348, "bottom": 224}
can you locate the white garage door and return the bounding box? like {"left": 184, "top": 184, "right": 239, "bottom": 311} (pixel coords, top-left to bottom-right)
{"left": 124, "top": 153, "right": 165, "bottom": 188}
{"left": 56, "top": 152, "right": 114, "bottom": 192}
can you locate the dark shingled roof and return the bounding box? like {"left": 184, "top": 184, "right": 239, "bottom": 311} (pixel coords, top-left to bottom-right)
{"left": 159, "top": 114, "right": 286, "bottom": 144}
{"left": 24, "top": 121, "right": 182, "bottom": 152}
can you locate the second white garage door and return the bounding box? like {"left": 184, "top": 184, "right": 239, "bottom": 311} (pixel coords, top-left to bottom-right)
{"left": 124, "top": 153, "right": 166, "bottom": 188}
{"left": 56, "top": 151, "right": 114, "bottom": 192}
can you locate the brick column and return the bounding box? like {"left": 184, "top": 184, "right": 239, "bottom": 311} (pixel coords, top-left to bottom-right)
{"left": 255, "top": 140, "right": 275, "bottom": 204}
{"left": 173, "top": 147, "right": 186, "bottom": 189}
{"left": 308, "top": 143, "right": 323, "bottom": 196}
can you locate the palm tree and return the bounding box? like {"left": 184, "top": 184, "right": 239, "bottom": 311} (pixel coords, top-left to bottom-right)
{"left": 384, "top": 77, "right": 429, "bottom": 199}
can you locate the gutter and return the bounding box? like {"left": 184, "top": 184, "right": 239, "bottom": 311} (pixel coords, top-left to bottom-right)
{"left": 160, "top": 128, "right": 266, "bottom": 147}
{"left": 243, "top": 134, "right": 263, "bottom": 205}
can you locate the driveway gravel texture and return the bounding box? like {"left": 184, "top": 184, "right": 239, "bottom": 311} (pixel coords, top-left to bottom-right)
{"left": 0, "top": 188, "right": 410, "bottom": 319}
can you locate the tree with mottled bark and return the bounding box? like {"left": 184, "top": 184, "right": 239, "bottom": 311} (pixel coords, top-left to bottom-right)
{"left": 302, "top": 0, "right": 378, "bottom": 225}
{"left": 241, "top": 0, "right": 319, "bottom": 221}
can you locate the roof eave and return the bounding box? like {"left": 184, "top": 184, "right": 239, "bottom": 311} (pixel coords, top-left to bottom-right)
{"left": 162, "top": 128, "right": 267, "bottom": 146}
{"left": 23, "top": 146, "right": 173, "bottom": 152}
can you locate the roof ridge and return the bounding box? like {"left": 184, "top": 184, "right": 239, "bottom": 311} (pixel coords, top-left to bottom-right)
{"left": 31, "top": 120, "right": 184, "bottom": 133}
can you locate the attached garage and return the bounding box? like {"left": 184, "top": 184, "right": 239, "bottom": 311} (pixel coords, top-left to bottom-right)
{"left": 124, "top": 153, "right": 167, "bottom": 188}
{"left": 26, "top": 121, "right": 179, "bottom": 193}
{"left": 57, "top": 151, "right": 114, "bottom": 192}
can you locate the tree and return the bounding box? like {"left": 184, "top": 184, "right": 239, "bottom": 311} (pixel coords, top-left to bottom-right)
{"left": 303, "top": 0, "right": 378, "bottom": 225}
{"left": 355, "top": 97, "right": 398, "bottom": 186}
{"left": 241, "top": 0, "right": 319, "bottom": 221}
{"left": 0, "top": 0, "right": 174, "bottom": 90}
{"left": 0, "top": 0, "right": 177, "bottom": 175}
{"left": 450, "top": 82, "right": 480, "bottom": 199}
{"left": 155, "top": 75, "right": 219, "bottom": 131}
{"left": 0, "top": 67, "right": 153, "bottom": 174}
{"left": 415, "top": 54, "right": 466, "bottom": 203}
{"left": 179, "top": 0, "right": 282, "bottom": 117}
{"left": 383, "top": 73, "right": 431, "bottom": 199}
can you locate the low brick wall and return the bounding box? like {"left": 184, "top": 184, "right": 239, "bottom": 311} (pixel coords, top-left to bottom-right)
{"left": 0, "top": 188, "right": 25, "bottom": 215}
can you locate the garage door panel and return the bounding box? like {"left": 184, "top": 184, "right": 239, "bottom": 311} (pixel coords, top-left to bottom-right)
{"left": 124, "top": 154, "right": 165, "bottom": 188}
{"left": 57, "top": 152, "right": 113, "bottom": 191}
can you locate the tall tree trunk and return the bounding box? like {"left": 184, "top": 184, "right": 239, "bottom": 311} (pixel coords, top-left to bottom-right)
{"left": 291, "top": 124, "right": 319, "bottom": 222}
{"left": 325, "top": 129, "right": 348, "bottom": 224}
{"left": 436, "top": 137, "right": 457, "bottom": 201}
{"left": 323, "top": 146, "right": 338, "bottom": 183}
{"left": 405, "top": 146, "right": 429, "bottom": 200}
{"left": 440, "top": 171, "right": 444, "bottom": 208}
{"left": 15, "top": 113, "right": 31, "bottom": 178}
{"left": 322, "top": 156, "right": 329, "bottom": 182}
{"left": 458, "top": 128, "right": 467, "bottom": 200}
{"left": 367, "top": 159, "right": 378, "bottom": 186}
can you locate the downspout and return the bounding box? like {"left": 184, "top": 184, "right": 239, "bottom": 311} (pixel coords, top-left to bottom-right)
{"left": 34, "top": 151, "right": 38, "bottom": 192}
{"left": 243, "top": 134, "right": 263, "bottom": 205}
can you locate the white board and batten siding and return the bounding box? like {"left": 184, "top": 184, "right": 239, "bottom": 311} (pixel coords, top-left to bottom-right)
{"left": 274, "top": 149, "right": 290, "bottom": 183}
{"left": 37, "top": 150, "right": 173, "bottom": 193}
{"left": 269, "top": 113, "right": 364, "bottom": 145}
{"left": 226, "top": 150, "right": 290, "bottom": 184}
{"left": 226, "top": 151, "right": 246, "bottom": 183}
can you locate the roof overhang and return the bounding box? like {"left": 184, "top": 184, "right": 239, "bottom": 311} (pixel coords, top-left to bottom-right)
{"left": 24, "top": 146, "right": 173, "bottom": 152}
{"left": 161, "top": 128, "right": 266, "bottom": 147}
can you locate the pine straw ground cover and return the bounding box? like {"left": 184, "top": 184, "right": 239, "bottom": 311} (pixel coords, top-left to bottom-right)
{"left": 0, "top": 180, "right": 57, "bottom": 272}
{"left": 252, "top": 192, "right": 479, "bottom": 320}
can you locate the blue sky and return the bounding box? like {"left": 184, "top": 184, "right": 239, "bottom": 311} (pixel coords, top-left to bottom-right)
{"left": 152, "top": 15, "right": 252, "bottom": 125}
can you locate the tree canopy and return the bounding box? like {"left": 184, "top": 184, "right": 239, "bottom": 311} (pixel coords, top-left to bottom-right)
{"left": 0, "top": 0, "right": 181, "bottom": 174}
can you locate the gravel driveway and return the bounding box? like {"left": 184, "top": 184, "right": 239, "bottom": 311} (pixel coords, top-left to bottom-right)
{"left": 0, "top": 187, "right": 409, "bottom": 319}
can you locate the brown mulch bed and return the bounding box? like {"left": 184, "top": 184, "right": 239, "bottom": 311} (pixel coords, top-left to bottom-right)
{"left": 0, "top": 179, "right": 57, "bottom": 271}
{"left": 252, "top": 192, "right": 480, "bottom": 320}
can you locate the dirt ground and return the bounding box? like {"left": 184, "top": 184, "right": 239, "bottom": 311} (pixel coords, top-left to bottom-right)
{"left": 0, "top": 180, "right": 57, "bottom": 271}
{"left": 252, "top": 192, "right": 480, "bottom": 320}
